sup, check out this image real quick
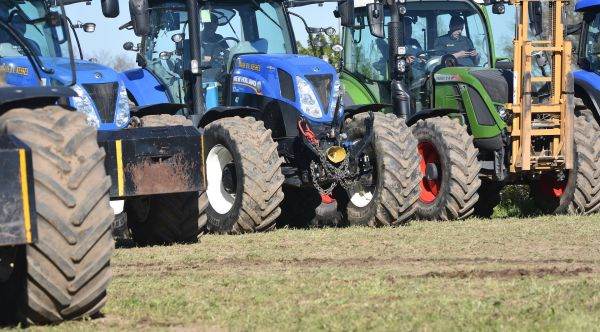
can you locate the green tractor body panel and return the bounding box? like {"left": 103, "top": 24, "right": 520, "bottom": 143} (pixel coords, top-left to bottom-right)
{"left": 340, "top": 71, "right": 379, "bottom": 105}
{"left": 433, "top": 67, "right": 507, "bottom": 139}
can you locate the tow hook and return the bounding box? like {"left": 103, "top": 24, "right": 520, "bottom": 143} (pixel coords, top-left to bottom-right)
{"left": 315, "top": 193, "right": 341, "bottom": 227}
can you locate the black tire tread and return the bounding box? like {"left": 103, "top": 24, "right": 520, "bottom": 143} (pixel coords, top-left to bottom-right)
{"left": 202, "top": 116, "right": 284, "bottom": 234}
{"left": 344, "top": 113, "right": 420, "bottom": 226}
{"left": 0, "top": 107, "right": 113, "bottom": 324}
{"left": 412, "top": 116, "right": 481, "bottom": 220}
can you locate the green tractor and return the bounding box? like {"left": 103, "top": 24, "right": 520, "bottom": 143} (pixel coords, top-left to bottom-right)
{"left": 341, "top": 0, "right": 600, "bottom": 219}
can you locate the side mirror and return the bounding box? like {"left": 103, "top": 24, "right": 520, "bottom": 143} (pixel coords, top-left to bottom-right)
{"left": 337, "top": 0, "right": 355, "bottom": 27}
{"left": 82, "top": 22, "right": 96, "bottom": 33}
{"left": 101, "top": 0, "right": 120, "bottom": 18}
{"left": 123, "top": 41, "right": 139, "bottom": 52}
{"left": 367, "top": 3, "right": 385, "bottom": 38}
{"left": 159, "top": 51, "right": 173, "bottom": 60}
{"left": 325, "top": 27, "right": 337, "bottom": 37}
{"left": 129, "top": 0, "right": 149, "bottom": 37}
{"left": 528, "top": 1, "right": 543, "bottom": 36}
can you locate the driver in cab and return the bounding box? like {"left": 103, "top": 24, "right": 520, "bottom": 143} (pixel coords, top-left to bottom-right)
{"left": 201, "top": 12, "right": 229, "bottom": 64}
{"left": 434, "top": 16, "right": 479, "bottom": 66}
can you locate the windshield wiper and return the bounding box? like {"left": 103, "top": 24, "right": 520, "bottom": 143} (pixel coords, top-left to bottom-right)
{"left": 250, "top": 0, "right": 282, "bottom": 30}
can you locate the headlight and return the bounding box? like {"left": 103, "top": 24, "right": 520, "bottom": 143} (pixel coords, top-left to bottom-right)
{"left": 296, "top": 76, "right": 322, "bottom": 118}
{"left": 115, "top": 84, "right": 131, "bottom": 128}
{"left": 71, "top": 85, "right": 100, "bottom": 128}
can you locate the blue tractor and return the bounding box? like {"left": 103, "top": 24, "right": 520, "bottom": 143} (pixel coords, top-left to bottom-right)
{"left": 120, "top": 0, "right": 420, "bottom": 232}
{"left": 0, "top": 0, "right": 206, "bottom": 247}
{"left": 0, "top": 0, "right": 115, "bottom": 324}
{"left": 575, "top": 0, "right": 600, "bottom": 126}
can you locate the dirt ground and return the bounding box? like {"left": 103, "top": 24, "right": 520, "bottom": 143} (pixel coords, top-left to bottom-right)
{"left": 12, "top": 215, "right": 600, "bottom": 331}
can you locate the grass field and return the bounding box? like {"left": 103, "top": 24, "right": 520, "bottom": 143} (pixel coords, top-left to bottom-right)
{"left": 13, "top": 215, "right": 600, "bottom": 331}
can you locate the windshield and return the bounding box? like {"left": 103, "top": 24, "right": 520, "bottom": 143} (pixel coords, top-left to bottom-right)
{"left": 143, "top": 0, "right": 294, "bottom": 105}
{"left": 344, "top": 1, "right": 492, "bottom": 83}
{"left": 0, "top": 0, "right": 69, "bottom": 58}
{"left": 583, "top": 13, "right": 600, "bottom": 73}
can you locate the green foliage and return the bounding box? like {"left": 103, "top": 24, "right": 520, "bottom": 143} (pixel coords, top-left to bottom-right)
{"left": 297, "top": 33, "right": 342, "bottom": 68}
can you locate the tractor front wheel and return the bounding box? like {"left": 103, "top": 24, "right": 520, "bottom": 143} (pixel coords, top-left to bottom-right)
{"left": 531, "top": 115, "right": 600, "bottom": 214}
{"left": 339, "top": 113, "right": 420, "bottom": 226}
{"left": 0, "top": 107, "right": 113, "bottom": 324}
{"left": 412, "top": 116, "right": 481, "bottom": 220}
{"left": 201, "top": 117, "right": 284, "bottom": 234}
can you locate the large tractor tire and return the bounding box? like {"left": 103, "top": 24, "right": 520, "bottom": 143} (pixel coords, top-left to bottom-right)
{"left": 338, "top": 113, "right": 420, "bottom": 226}
{"left": 473, "top": 181, "right": 503, "bottom": 218}
{"left": 0, "top": 107, "right": 113, "bottom": 324}
{"left": 412, "top": 116, "right": 481, "bottom": 220}
{"left": 201, "top": 116, "right": 284, "bottom": 234}
{"left": 531, "top": 115, "right": 600, "bottom": 214}
{"left": 125, "top": 114, "right": 202, "bottom": 246}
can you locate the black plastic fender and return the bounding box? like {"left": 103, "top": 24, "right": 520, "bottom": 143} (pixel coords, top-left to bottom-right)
{"left": 344, "top": 103, "right": 389, "bottom": 120}
{"left": 0, "top": 86, "right": 75, "bottom": 115}
{"left": 574, "top": 78, "right": 600, "bottom": 124}
{"left": 198, "top": 106, "right": 262, "bottom": 128}
{"left": 406, "top": 108, "right": 456, "bottom": 127}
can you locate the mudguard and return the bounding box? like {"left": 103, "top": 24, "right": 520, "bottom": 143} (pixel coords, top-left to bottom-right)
{"left": 198, "top": 106, "right": 262, "bottom": 128}
{"left": 0, "top": 86, "right": 75, "bottom": 114}
{"left": 406, "top": 108, "right": 456, "bottom": 127}
{"left": 120, "top": 68, "right": 170, "bottom": 107}
{"left": 574, "top": 70, "right": 600, "bottom": 123}
{"left": 344, "top": 104, "right": 389, "bottom": 120}
{"left": 0, "top": 135, "right": 36, "bottom": 246}
{"left": 133, "top": 103, "right": 187, "bottom": 117}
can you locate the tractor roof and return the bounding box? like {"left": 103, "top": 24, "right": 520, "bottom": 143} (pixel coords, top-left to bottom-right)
{"left": 575, "top": 0, "right": 600, "bottom": 12}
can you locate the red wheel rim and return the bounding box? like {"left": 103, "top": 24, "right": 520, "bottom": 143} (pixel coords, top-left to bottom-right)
{"left": 539, "top": 173, "right": 567, "bottom": 198}
{"left": 417, "top": 141, "right": 442, "bottom": 203}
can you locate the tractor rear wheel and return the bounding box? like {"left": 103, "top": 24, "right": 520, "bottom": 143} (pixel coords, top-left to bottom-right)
{"left": 125, "top": 114, "right": 201, "bottom": 246}
{"left": 339, "top": 113, "right": 420, "bottom": 226}
{"left": 201, "top": 117, "right": 284, "bottom": 234}
{"left": 0, "top": 107, "right": 113, "bottom": 324}
{"left": 412, "top": 116, "right": 481, "bottom": 220}
{"left": 531, "top": 115, "right": 600, "bottom": 214}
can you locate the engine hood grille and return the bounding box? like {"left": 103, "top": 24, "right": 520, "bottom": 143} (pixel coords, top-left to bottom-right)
{"left": 470, "top": 69, "right": 513, "bottom": 104}
{"left": 83, "top": 83, "right": 118, "bottom": 123}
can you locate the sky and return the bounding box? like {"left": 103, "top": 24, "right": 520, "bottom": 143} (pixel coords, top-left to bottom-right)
{"left": 65, "top": 0, "right": 338, "bottom": 61}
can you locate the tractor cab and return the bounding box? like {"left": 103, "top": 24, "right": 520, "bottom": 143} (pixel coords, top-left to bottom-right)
{"left": 138, "top": 0, "right": 296, "bottom": 109}
{"left": 343, "top": 0, "right": 494, "bottom": 112}
{"left": 123, "top": 0, "right": 347, "bottom": 127}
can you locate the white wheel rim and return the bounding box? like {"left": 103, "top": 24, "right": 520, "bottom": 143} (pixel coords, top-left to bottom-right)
{"left": 206, "top": 144, "right": 236, "bottom": 214}
{"left": 350, "top": 190, "right": 373, "bottom": 208}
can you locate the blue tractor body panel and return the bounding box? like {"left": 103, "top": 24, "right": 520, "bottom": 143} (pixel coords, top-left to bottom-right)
{"left": 576, "top": 0, "right": 600, "bottom": 11}
{"left": 229, "top": 54, "right": 341, "bottom": 124}
{"left": 120, "top": 68, "right": 171, "bottom": 107}
{"left": 0, "top": 56, "right": 127, "bottom": 130}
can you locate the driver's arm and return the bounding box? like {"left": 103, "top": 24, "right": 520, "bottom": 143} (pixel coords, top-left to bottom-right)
{"left": 467, "top": 38, "right": 480, "bottom": 65}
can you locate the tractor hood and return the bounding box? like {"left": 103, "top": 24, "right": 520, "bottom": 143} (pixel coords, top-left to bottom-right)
{"left": 0, "top": 56, "right": 120, "bottom": 87}
{"left": 231, "top": 54, "right": 342, "bottom": 124}
{"left": 0, "top": 56, "right": 129, "bottom": 130}
{"left": 434, "top": 67, "right": 513, "bottom": 104}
